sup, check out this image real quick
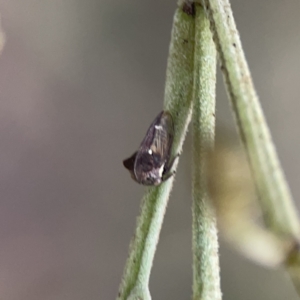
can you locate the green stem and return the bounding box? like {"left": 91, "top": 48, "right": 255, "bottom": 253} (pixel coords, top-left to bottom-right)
{"left": 201, "top": 0, "right": 300, "bottom": 238}
{"left": 117, "top": 4, "right": 195, "bottom": 299}
{"left": 192, "top": 4, "right": 221, "bottom": 300}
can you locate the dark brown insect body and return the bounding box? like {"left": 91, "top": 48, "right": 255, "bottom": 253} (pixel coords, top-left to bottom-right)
{"left": 123, "top": 111, "right": 177, "bottom": 186}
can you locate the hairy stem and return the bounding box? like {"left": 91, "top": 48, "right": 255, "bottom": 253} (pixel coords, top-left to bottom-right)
{"left": 201, "top": 0, "right": 300, "bottom": 239}
{"left": 201, "top": 0, "right": 300, "bottom": 295}
{"left": 192, "top": 4, "right": 221, "bottom": 300}
{"left": 117, "top": 3, "right": 195, "bottom": 299}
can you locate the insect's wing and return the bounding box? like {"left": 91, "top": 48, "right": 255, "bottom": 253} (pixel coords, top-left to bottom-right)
{"left": 122, "top": 111, "right": 174, "bottom": 185}
{"left": 136, "top": 111, "right": 174, "bottom": 170}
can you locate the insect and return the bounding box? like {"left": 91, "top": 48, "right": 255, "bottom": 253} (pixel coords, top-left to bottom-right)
{"left": 123, "top": 111, "right": 177, "bottom": 186}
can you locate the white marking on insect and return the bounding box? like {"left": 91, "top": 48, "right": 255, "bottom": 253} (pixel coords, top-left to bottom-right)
{"left": 155, "top": 125, "right": 163, "bottom": 130}
{"left": 148, "top": 149, "right": 153, "bottom": 155}
{"left": 158, "top": 164, "right": 165, "bottom": 177}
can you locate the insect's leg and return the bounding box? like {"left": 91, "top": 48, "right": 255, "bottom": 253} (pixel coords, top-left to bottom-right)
{"left": 161, "top": 170, "right": 176, "bottom": 182}
{"left": 164, "top": 153, "right": 180, "bottom": 174}
{"left": 161, "top": 153, "right": 180, "bottom": 182}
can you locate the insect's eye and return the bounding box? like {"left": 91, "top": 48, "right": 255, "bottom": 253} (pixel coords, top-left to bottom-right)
{"left": 152, "top": 153, "right": 161, "bottom": 164}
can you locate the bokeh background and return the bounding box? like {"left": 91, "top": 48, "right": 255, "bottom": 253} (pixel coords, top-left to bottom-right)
{"left": 0, "top": 0, "right": 300, "bottom": 299}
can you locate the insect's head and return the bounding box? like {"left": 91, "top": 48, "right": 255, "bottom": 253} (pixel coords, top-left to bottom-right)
{"left": 139, "top": 165, "right": 165, "bottom": 186}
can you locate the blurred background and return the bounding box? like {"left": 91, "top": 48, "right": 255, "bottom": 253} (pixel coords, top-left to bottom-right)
{"left": 0, "top": 0, "right": 299, "bottom": 299}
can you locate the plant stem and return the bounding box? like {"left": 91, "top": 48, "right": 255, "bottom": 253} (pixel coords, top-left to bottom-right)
{"left": 192, "top": 4, "right": 221, "bottom": 300}
{"left": 200, "top": 0, "right": 300, "bottom": 238}
{"left": 200, "top": 0, "right": 300, "bottom": 295}
{"left": 117, "top": 3, "right": 195, "bottom": 299}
